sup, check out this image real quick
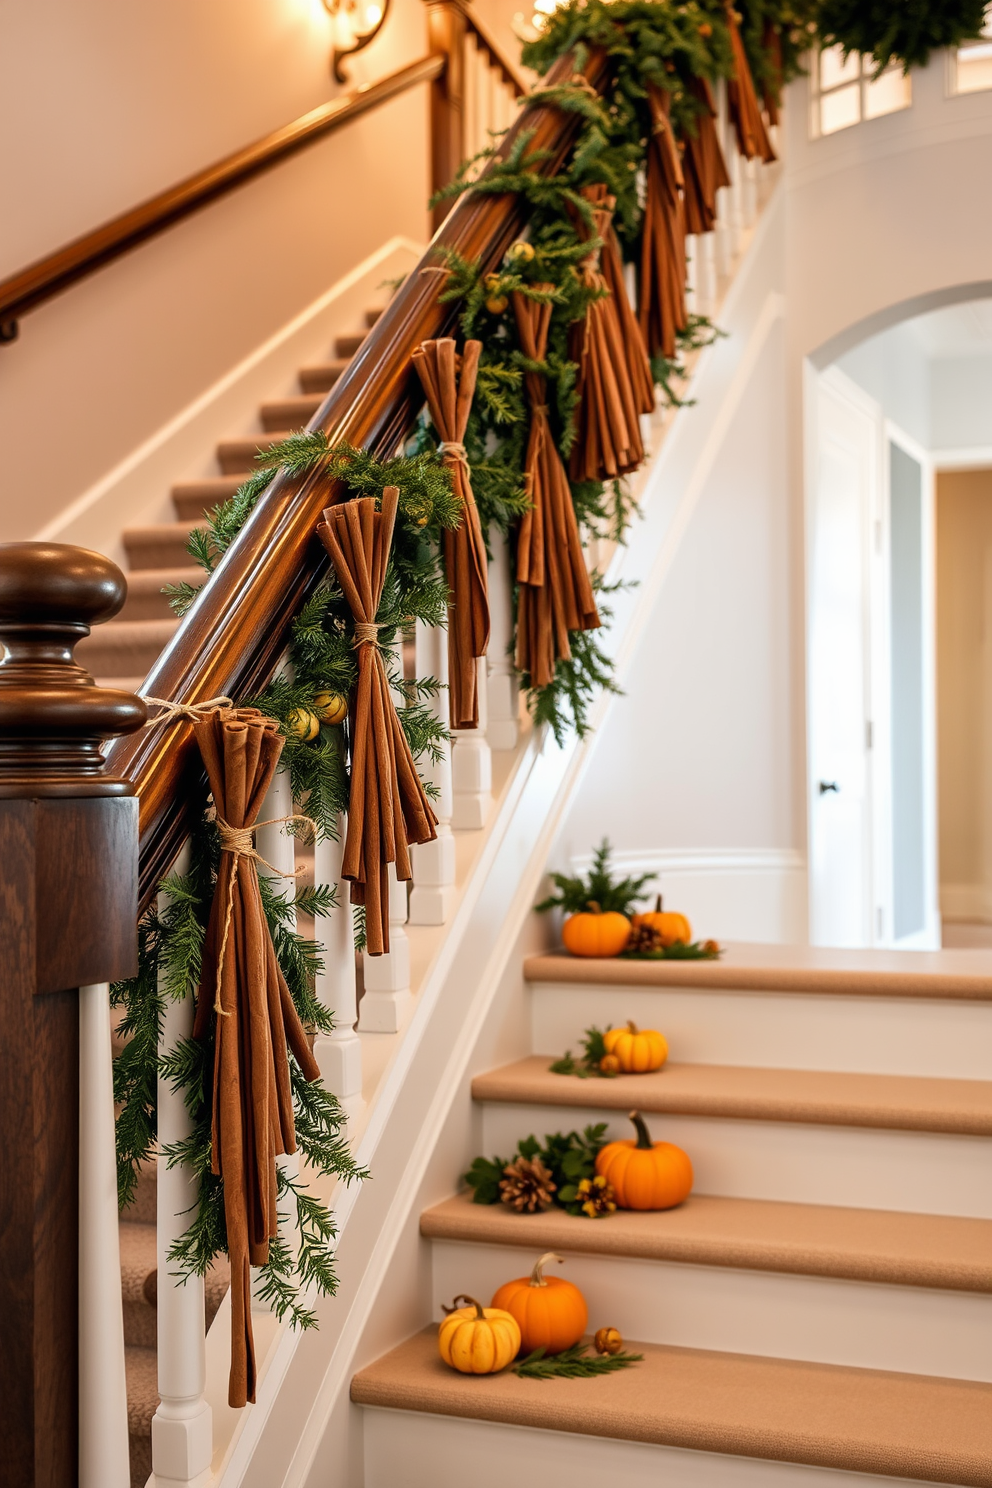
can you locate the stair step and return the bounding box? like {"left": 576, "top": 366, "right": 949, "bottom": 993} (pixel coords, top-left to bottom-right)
{"left": 366, "top": 306, "right": 383, "bottom": 327}
{"left": 171, "top": 476, "right": 243, "bottom": 520}
{"left": 334, "top": 332, "right": 366, "bottom": 358}
{"left": 123, "top": 520, "right": 204, "bottom": 570}
{"left": 259, "top": 394, "right": 323, "bottom": 431}
{"left": 76, "top": 617, "right": 178, "bottom": 680}
{"left": 118, "top": 566, "right": 201, "bottom": 621}
{"left": 472, "top": 1057, "right": 992, "bottom": 1135}
{"left": 298, "top": 359, "right": 350, "bottom": 394}
{"left": 216, "top": 431, "right": 293, "bottom": 474}
{"left": 352, "top": 1329, "right": 992, "bottom": 1487}
{"left": 125, "top": 1344, "right": 156, "bottom": 1488}
{"left": 422, "top": 1190, "right": 992, "bottom": 1292}
{"left": 121, "top": 1158, "right": 157, "bottom": 1227}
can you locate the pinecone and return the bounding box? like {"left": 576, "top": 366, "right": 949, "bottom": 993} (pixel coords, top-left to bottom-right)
{"left": 576, "top": 1174, "right": 617, "bottom": 1217}
{"left": 626, "top": 921, "right": 664, "bottom": 955}
{"left": 499, "top": 1156, "right": 557, "bottom": 1213}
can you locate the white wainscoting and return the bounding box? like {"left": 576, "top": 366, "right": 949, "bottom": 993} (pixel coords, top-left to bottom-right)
{"left": 568, "top": 847, "right": 808, "bottom": 944}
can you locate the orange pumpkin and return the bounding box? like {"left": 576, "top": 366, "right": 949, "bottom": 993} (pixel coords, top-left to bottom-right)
{"left": 632, "top": 894, "right": 691, "bottom": 947}
{"left": 595, "top": 1111, "right": 693, "bottom": 1210}
{"left": 562, "top": 902, "right": 631, "bottom": 958}
{"left": 491, "top": 1252, "right": 588, "bottom": 1355}
{"left": 603, "top": 1020, "right": 668, "bottom": 1073}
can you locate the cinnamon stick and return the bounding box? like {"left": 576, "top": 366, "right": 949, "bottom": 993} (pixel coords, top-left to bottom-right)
{"left": 680, "top": 76, "right": 731, "bottom": 235}
{"left": 726, "top": 4, "right": 777, "bottom": 162}
{"left": 638, "top": 83, "right": 689, "bottom": 363}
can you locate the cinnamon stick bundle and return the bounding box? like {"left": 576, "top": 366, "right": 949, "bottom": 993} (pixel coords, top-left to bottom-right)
{"left": 639, "top": 83, "right": 689, "bottom": 363}
{"left": 681, "top": 76, "right": 732, "bottom": 235}
{"left": 316, "top": 488, "right": 437, "bottom": 953}
{"left": 761, "top": 22, "right": 783, "bottom": 127}
{"left": 191, "top": 706, "right": 322, "bottom": 1409}
{"left": 569, "top": 183, "right": 646, "bottom": 483}
{"left": 725, "top": 4, "right": 777, "bottom": 162}
{"left": 512, "top": 289, "right": 600, "bottom": 689}
{"left": 411, "top": 337, "right": 490, "bottom": 730}
{"left": 600, "top": 220, "right": 655, "bottom": 417}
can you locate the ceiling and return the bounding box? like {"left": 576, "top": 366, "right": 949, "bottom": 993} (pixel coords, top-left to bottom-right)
{"left": 905, "top": 299, "right": 992, "bottom": 359}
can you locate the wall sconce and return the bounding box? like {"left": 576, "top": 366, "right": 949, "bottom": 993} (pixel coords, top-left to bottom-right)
{"left": 323, "top": 0, "right": 390, "bottom": 81}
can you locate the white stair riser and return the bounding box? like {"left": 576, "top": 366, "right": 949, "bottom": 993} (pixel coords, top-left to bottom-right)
{"left": 362, "top": 1407, "right": 951, "bottom": 1488}
{"left": 530, "top": 983, "right": 992, "bottom": 1081}
{"left": 479, "top": 1103, "right": 992, "bottom": 1218}
{"left": 429, "top": 1239, "right": 992, "bottom": 1381}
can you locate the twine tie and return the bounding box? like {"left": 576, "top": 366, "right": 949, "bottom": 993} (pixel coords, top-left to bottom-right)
{"left": 438, "top": 440, "right": 469, "bottom": 467}
{"left": 142, "top": 695, "right": 234, "bottom": 724}
{"left": 213, "top": 811, "right": 315, "bottom": 1015}
{"left": 353, "top": 620, "right": 382, "bottom": 649}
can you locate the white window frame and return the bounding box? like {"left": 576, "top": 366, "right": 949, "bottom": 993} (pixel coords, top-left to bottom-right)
{"left": 949, "top": 6, "right": 992, "bottom": 95}
{"left": 809, "top": 47, "right": 912, "bottom": 139}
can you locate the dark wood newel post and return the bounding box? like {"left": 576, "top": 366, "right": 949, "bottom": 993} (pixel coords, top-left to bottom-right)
{"left": 0, "top": 543, "right": 146, "bottom": 1488}
{"left": 424, "top": 0, "right": 467, "bottom": 230}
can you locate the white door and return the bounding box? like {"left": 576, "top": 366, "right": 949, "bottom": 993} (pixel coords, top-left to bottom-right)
{"left": 807, "top": 369, "right": 879, "bottom": 945}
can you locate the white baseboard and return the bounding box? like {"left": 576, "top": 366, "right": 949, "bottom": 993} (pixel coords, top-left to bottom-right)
{"left": 940, "top": 881, "right": 992, "bottom": 923}
{"left": 568, "top": 847, "right": 808, "bottom": 944}
{"left": 35, "top": 236, "right": 424, "bottom": 564}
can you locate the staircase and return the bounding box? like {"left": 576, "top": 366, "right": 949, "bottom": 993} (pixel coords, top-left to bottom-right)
{"left": 100, "top": 303, "right": 385, "bottom": 1485}
{"left": 351, "top": 947, "right": 992, "bottom": 1486}
{"left": 77, "top": 310, "right": 383, "bottom": 692}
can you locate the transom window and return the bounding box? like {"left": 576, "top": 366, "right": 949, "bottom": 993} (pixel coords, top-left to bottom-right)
{"left": 953, "top": 6, "right": 992, "bottom": 93}
{"left": 810, "top": 47, "right": 912, "bottom": 137}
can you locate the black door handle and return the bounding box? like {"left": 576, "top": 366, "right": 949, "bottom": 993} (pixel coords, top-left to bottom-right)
{"left": 818, "top": 780, "right": 839, "bottom": 795}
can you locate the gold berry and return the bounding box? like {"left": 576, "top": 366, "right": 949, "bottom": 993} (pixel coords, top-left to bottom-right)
{"left": 313, "top": 691, "right": 348, "bottom": 726}
{"left": 594, "top": 1326, "right": 623, "bottom": 1355}
{"left": 286, "top": 707, "right": 320, "bottom": 742}
{"left": 599, "top": 1053, "right": 621, "bottom": 1074}
{"left": 485, "top": 295, "right": 509, "bottom": 315}
{"left": 698, "top": 21, "right": 712, "bottom": 36}
{"left": 507, "top": 240, "right": 536, "bottom": 263}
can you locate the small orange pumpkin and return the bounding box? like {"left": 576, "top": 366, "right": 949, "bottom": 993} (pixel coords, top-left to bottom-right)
{"left": 491, "top": 1252, "right": 588, "bottom": 1355}
{"left": 632, "top": 894, "right": 691, "bottom": 947}
{"left": 603, "top": 1020, "right": 668, "bottom": 1073}
{"left": 562, "top": 901, "right": 631, "bottom": 958}
{"left": 595, "top": 1111, "right": 693, "bottom": 1210}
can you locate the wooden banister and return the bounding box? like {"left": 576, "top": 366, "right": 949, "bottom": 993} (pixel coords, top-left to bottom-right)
{"left": 0, "top": 53, "right": 445, "bottom": 341}
{"left": 103, "top": 46, "right": 609, "bottom": 912}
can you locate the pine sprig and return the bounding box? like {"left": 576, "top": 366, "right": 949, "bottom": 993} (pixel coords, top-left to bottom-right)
{"left": 535, "top": 838, "right": 655, "bottom": 917}
{"left": 514, "top": 1343, "right": 644, "bottom": 1378}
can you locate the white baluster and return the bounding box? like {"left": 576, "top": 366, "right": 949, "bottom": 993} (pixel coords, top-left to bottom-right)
{"left": 409, "top": 618, "right": 457, "bottom": 923}
{"left": 313, "top": 825, "right": 364, "bottom": 1126}
{"left": 359, "top": 865, "right": 412, "bottom": 1031}
{"left": 79, "top": 981, "right": 130, "bottom": 1488}
{"left": 743, "top": 155, "right": 757, "bottom": 227}
{"left": 685, "top": 233, "right": 698, "bottom": 315}
{"left": 451, "top": 658, "right": 492, "bottom": 826}
{"left": 701, "top": 230, "right": 717, "bottom": 314}
{"left": 486, "top": 529, "right": 519, "bottom": 752}
{"left": 153, "top": 846, "right": 213, "bottom": 1488}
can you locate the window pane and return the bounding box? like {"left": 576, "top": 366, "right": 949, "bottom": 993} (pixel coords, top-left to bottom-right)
{"left": 956, "top": 43, "right": 992, "bottom": 93}
{"left": 820, "top": 45, "right": 859, "bottom": 91}
{"left": 864, "top": 67, "right": 912, "bottom": 119}
{"left": 820, "top": 83, "right": 861, "bottom": 134}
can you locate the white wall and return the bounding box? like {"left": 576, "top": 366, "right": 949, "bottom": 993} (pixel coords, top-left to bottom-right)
{"left": 0, "top": 0, "right": 432, "bottom": 539}
{"left": 835, "top": 327, "right": 931, "bottom": 448}
{"left": 932, "top": 357, "right": 992, "bottom": 452}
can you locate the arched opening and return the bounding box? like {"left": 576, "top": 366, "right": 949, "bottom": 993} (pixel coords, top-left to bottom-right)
{"left": 806, "top": 291, "right": 992, "bottom": 947}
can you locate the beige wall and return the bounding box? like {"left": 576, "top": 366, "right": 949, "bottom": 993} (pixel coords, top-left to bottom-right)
{"left": 936, "top": 467, "right": 992, "bottom": 920}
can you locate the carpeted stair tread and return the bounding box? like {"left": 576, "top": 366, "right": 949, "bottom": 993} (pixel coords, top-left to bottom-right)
{"left": 123, "top": 520, "right": 206, "bottom": 570}
{"left": 351, "top": 1328, "right": 992, "bottom": 1486}
{"left": 298, "top": 359, "right": 350, "bottom": 394}
{"left": 125, "top": 1345, "right": 157, "bottom": 1486}
{"left": 421, "top": 1190, "right": 992, "bottom": 1292}
{"left": 260, "top": 394, "right": 323, "bottom": 430}
{"left": 118, "top": 566, "right": 201, "bottom": 621}
{"left": 119, "top": 1222, "right": 157, "bottom": 1307}
{"left": 334, "top": 332, "right": 366, "bottom": 357}
{"left": 471, "top": 1056, "right": 992, "bottom": 1135}
{"left": 216, "top": 431, "right": 293, "bottom": 473}
{"left": 77, "top": 617, "right": 179, "bottom": 678}
{"left": 524, "top": 945, "right": 992, "bottom": 1000}
{"left": 171, "top": 475, "right": 244, "bottom": 518}
{"left": 121, "top": 1158, "right": 157, "bottom": 1226}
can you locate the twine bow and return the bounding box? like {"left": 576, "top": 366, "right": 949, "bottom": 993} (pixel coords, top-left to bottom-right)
{"left": 142, "top": 695, "right": 234, "bottom": 724}
{"left": 437, "top": 440, "right": 469, "bottom": 465}
{"left": 213, "top": 811, "right": 315, "bottom": 1015}
{"left": 353, "top": 620, "right": 382, "bottom": 649}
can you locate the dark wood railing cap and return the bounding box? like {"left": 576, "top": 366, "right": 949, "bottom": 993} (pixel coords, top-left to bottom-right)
{"left": 0, "top": 543, "right": 147, "bottom": 797}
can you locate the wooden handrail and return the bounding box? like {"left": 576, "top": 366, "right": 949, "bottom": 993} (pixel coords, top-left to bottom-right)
{"left": 0, "top": 54, "right": 446, "bottom": 339}
{"left": 103, "top": 46, "right": 609, "bottom": 912}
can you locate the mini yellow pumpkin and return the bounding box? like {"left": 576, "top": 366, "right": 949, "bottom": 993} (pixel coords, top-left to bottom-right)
{"left": 438, "top": 1295, "right": 521, "bottom": 1374}
{"left": 595, "top": 1111, "right": 693, "bottom": 1211}
{"left": 631, "top": 894, "right": 691, "bottom": 947}
{"left": 603, "top": 1020, "right": 668, "bottom": 1074}
{"left": 286, "top": 707, "right": 319, "bottom": 742}
{"left": 562, "top": 902, "right": 631, "bottom": 958}
{"left": 313, "top": 691, "right": 348, "bottom": 726}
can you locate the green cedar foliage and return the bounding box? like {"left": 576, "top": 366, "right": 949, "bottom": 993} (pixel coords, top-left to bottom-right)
{"left": 534, "top": 838, "right": 656, "bottom": 916}
{"left": 514, "top": 1343, "right": 644, "bottom": 1378}
{"left": 549, "top": 1024, "right": 616, "bottom": 1077}
{"left": 817, "top": 0, "right": 988, "bottom": 74}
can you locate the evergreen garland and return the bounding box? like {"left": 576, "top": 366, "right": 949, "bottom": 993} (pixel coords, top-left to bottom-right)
{"left": 816, "top": 0, "right": 988, "bottom": 74}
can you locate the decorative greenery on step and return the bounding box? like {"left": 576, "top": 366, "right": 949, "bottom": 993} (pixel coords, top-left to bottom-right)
{"left": 550, "top": 1025, "right": 618, "bottom": 1079}
{"left": 465, "top": 1124, "right": 609, "bottom": 1216}
{"left": 514, "top": 1342, "right": 644, "bottom": 1379}
{"left": 112, "top": 816, "right": 369, "bottom": 1331}
{"left": 535, "top": 838, "right": 655, "bottom": 917}
{"left": 621, "top": 939, "right": 722, "bottom": 960}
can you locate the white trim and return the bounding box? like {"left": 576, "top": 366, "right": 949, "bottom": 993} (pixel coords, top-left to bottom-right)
{"left": 35, "top": 236, "right": 424, "bottom": 561}
{"left": 570, "top": 847, "right": 804, "bottom": 876}
{"left": 932, "top": 444, "right": 992, "bottom": 471}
